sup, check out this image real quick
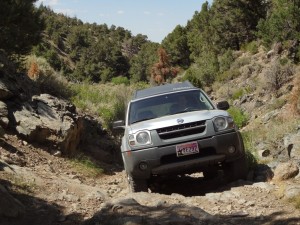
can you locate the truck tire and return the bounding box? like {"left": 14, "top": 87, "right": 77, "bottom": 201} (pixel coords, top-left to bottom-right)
{"left": 127, "top": 174, "right": 148, "bottom": 192}
{"left": 224, "top": 155, "right": 248, "bottom": 182}
{"left": 203, "top": 168, "right": 219, "bottom": 180}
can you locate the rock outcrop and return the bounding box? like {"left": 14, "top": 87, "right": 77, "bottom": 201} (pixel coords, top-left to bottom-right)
{"left": 0, "top": 74, "right": 117, "bottom": 161}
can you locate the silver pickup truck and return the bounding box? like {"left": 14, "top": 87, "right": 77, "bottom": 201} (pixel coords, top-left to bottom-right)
{"left": 113, "top": 81, "right": 247, "bottom": 192}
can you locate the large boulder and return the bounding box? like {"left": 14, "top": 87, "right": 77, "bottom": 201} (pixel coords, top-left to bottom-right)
{"left": 12, "top": 94, "right": 82, "bottom": 155}
{"left": 273, "top": 162, "right": 299, "bottom": 181}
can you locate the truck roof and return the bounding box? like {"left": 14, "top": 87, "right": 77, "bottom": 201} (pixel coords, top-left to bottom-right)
{"left": 132, "top": 81, "right": 197, "bottom": 100}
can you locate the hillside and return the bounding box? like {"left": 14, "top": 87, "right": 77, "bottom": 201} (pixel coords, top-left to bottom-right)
{"left": 1, "top": 0, "right": 300, "bottom": 224}
{"left": 1, "top": 44, "right": 300, "bottom": 224}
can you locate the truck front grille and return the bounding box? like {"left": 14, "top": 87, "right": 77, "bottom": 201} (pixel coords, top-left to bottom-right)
{"left": 156, "top": 120, "right": 206, "bottom": 139}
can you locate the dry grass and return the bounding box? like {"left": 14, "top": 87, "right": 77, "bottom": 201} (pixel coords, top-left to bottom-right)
{"left": 25, "top": 55, "right": 71, "bottom": 98}
{"left": 1, "top": 173, "right": 37, "bottom": 194}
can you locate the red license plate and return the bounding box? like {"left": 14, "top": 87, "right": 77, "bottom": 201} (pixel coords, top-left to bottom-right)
{"left": 176, "top": 141, "right": 199, "bottom": 157}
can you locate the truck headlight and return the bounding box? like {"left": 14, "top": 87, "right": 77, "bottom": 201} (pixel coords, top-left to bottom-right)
{"left": 128, "top": 130, "right": 152, "bottom": 146}
{"left": 213, "top": 116, "right": 235, "bottom": 131}
{"left": 136, "top": 131, "right": 151, "bottom": 144}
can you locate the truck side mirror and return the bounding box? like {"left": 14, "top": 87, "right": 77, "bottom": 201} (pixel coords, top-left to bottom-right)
{"left": 216, "top": 101, "right": 230, "bottom": 110}
{"left": 112, "top": 120, "right": 125, "bottom": 129}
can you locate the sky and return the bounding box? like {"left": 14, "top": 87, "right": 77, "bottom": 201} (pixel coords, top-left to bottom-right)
{"left": 36, "top": 0, "right": 211, "bottom": 43}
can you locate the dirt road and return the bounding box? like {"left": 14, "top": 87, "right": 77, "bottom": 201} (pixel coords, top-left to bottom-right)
{"left": 0, "top": 134, "right": 299, "bottom": 225}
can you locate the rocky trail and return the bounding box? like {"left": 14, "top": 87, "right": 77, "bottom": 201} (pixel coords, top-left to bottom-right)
{"left": 1, "top": 133, "right": 300, "bottom": 225}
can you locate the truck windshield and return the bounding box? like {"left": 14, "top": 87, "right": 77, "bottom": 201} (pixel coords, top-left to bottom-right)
{"left": 128, "top": 90, "right": 214, "bottom": 125}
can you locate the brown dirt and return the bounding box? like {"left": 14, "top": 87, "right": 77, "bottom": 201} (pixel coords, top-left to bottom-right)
{"left": 0, "top": 134, "right": 300, "bottom": 225}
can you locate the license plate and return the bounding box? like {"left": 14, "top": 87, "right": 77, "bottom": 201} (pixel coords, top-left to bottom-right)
{"left": 176, "top": 141, "right": 199, "bottom": 157}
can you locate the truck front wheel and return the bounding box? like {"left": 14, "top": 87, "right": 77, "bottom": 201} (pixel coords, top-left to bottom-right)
{"left": 127, "top": 174, "right": 148, "bottom": 192}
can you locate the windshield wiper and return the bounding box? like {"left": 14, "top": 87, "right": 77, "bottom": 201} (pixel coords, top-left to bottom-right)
{"left": 172, "top": 108, "right": 202, "bottom": 115}
{"left": 131, "top": 117, "right": 156, "bottom": 124}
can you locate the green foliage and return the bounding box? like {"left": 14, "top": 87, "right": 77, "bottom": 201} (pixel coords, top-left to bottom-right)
{"left": 242, "top": 132, "right": 258, "bottom": 170}
{"left": 217, "top": 69, "right": 241, "bottom": 82}
{"left": 231, "top": 56, "right": 251, "bottom": 70}
{"left": 131, "top": 81, "right": 151, "bottom": 90}
{"left": 161, "top": 25, "right": 191, "bottom": 68}
{"left": 209, "top": 0, "right": 268, "bottom": 51}
{"left": 0, "top": 0, "right": 43, "bottom": 55}
{"left": 182, "top": 67, "right": 203, "bottom": 88}
{"left": 70, "top": 154, "right": 104, "bottom": 177}
{"left": 35, "top": 7, "right": 139, "bottom": 83}
{"left": 186, "top": 2, "right": 213, "bottom": 61}
{"left": 228, "top": 106, "right": 249, "bottom": 128}
{"left": 194, "top": 51, "right": 219, "bottom": 86}
{"left": 232, "top": 88, "right": 244, "bottom": 100}
{"left": 71, "top": 83, "right": 131, "bottom": 130}
{"left": 267, "top": 98, "right": 287, "bottom": 111}
{"left": 241, "top": 41, "right": 259, "bottom": 54}
{"left": 279, "top": 57, "right": 289, "bottom": 66}
{"left": 257, "top": 0, "right": 300, "bottom": 46}
{"left": 218, "top": 50, "right": 235, "bottom": 74}
{"left": 111, "top": 76, "right": 130, "bottom": 85}
{"left": 129, "top": 42, "right": 159, "bottom": 83}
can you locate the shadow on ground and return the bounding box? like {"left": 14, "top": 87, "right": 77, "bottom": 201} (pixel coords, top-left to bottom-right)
{"left": 82, "top": 198, "right": 300, "bottom": 225}
{"left": 0, "top": 179, "right": 84, "bottom": 225}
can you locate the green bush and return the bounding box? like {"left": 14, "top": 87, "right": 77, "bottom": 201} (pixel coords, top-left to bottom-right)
{"left": 182, "top": 68, "right": 202, "bottom": 88}
{"left": 218, "top": 50, "right": 234, "bottom": 73}
{"left": 71, "top": 83, "right": 131, "bottom": 131}
{"left": 231, "top": 57, "right": 251, "bottom": 70}
{"left": 232, "top": 88, "right": 244, "bottom": 100}
{"left": 241, "top": 41, "right": 259, "bottom": 54}
{"left": 131, "top": 81, "right": 150, "bottom": 90}
{"left": 111, "top": 76, "right": 130, "bottom": 85}
{"left": 228, "top": 106, "right": 249, "bottom": 128}
{"left": 242, "top": 132, "right": 258, "bottom": 170}
{"left": 217, "top": 69, "right": 241, "bottom": 82}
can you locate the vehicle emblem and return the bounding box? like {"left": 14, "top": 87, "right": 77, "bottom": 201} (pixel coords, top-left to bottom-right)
{"left": 177, "top": 118, "right": 184, "bottom": 124}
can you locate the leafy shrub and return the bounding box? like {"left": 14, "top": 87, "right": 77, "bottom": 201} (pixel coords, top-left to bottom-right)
{"left": 228, "top": 107, "right": 249, "bottom": 128}
{"left": 218, "top": 49, "right": 234, "bottom": 73}
{"left": 231, "top": 56, "right": 251, "bottom": 70}
{"left": 241, "top": 132, "right": 258, "bottom": 170}
{"left": 217, "top": 69, "right": 241, "bottom": 82}
{"left": 279, "top": 57, "right": 289, "bottom": 66}
{"left": 241, "top": 41, "right": 259, "bottom": 54}
{"left": 131, "top": 81, "right": 150, "bottom": 91}
{"left": 71, "top": 83, "right": 132, "bottom": 131}
{"left": 111, "top": 76, "right": 130, "bottom": 85}
{"left": 182, "top": 67, "right": 202, "bottom": 88}
{"left": 232, "top": 88, "right": 244, "bottom": 100}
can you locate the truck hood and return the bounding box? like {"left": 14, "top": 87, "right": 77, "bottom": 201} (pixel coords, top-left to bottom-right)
{"left": 128, "top": 110, "right": 229, "bottom": 133}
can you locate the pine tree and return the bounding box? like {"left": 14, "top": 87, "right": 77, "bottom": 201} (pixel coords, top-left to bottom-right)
{"left": 0, "top": 0, "right": 43, "bottom": 55}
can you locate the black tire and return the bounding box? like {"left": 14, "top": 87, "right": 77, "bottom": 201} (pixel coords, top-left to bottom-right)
{"left": 203, "top": 168, "right": 219, "bottom": 180}
{"left": 224, "top": 155, "right": 248, "bottom": 182}
{"left": 127, "top": 174, "right": 148, "bottom": 192}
